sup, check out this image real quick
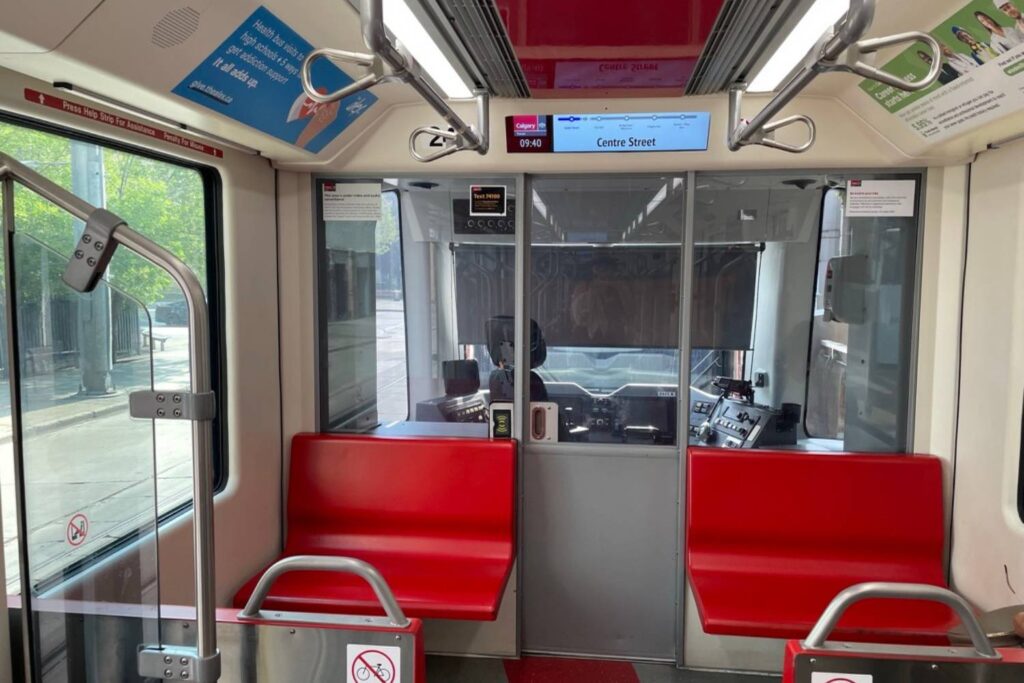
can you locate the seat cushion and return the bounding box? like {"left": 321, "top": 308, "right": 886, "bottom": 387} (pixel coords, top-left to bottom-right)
{"left": 686, "top": 447, "right": 953, "bottom": 644}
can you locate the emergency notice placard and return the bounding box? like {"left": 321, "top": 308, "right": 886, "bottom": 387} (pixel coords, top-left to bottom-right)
{"left": 845, "top": 180, "right": 917, "bottom": 218}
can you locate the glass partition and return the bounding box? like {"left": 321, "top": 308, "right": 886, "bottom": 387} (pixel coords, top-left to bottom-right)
{"left": 319, "top": 177, "right": 517, "bottom": 437}
{"left": 529, "top": 176, "right": 685, "bottom": 445}
{"left": 688, "top": 173, "right": 921, "bottom": 452}
{"left": 13, "top": 230, "right": 162, "bottom": 675}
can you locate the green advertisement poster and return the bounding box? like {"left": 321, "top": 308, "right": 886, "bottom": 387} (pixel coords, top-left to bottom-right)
{"left": 859, "top": 0, "right": 1024, "bottom": 140}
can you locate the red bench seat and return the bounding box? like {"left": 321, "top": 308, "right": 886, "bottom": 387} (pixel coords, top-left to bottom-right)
{"left": 686, "top": 448, "right": 958, "bottom": 644}
{"left": 233, "top": 433, "right": 517, "bottom": 621}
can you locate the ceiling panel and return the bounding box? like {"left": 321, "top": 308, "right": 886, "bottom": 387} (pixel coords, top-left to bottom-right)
{"left": 494, "top": 0, "right": 726, "bottom": 98}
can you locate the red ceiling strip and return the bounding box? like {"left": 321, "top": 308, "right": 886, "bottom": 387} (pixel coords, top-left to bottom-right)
{"left": 23, "top": 88, "right": 224, "bottom": 159}
{"left": 495, "top": 0, "right": 726, "bottom": 97}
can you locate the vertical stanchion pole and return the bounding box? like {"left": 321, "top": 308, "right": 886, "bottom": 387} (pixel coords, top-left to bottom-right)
{"left": 2, "top": 177, "right": 38, "bottom": 681}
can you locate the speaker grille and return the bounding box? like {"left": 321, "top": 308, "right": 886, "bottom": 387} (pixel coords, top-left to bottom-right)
{"left": 152, "top": 7, "right": 200, "bottom": 49}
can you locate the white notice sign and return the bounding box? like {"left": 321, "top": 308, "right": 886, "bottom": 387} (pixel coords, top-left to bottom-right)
{"left": 845, "top": 180, "right": 916, "bottom": 218}
{"left": 323, "top": 182, "right": 381, "bottom": 221}
{"left": 811, "top": 674, "right": 873, "bottom": 683}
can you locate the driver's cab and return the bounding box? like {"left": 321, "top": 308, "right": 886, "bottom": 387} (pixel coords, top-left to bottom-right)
{"left": 323, "top": 171, "right": 918, "bottom": 459}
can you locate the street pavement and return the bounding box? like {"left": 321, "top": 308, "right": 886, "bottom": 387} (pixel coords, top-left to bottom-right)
{"left": 1, "top": 304, "right": 408, "bottom": 595}
{"left": 1, "top": 325, "right": 192, "bottom": 594}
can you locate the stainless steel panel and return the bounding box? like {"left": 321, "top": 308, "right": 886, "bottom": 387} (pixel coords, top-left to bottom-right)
{"left": 14, "top": 609, "right": 420, "bottom": 682}
{"left": 521, "top": 444, "right": 678, "bottom": 659}
{"left": 793, "top": 653, "right": 1024, "bottom": 682}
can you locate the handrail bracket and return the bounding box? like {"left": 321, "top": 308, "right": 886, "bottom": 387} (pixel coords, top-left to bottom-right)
{"left": 728, "top": 0, "right": 943, "bottom": 154}
{"left": 303, "top": 0, "right": 489, "bottom": 162}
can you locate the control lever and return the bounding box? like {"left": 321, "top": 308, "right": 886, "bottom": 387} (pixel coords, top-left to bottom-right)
{"left": 712, "top": 376, "right": 754, "bottom": 403}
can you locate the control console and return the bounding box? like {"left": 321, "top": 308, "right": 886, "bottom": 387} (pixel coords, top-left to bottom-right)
{"left": 689, "top": 378, "right": 799, "bottom": 449}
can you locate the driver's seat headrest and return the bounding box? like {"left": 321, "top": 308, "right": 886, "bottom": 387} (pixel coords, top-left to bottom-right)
{"left": 485, "top": 316, "right": 546, "bottom": 369}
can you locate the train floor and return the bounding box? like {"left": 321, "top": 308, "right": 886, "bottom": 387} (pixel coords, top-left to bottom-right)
{"left": 426, "top": 655, "right": 779, "bottom": 682}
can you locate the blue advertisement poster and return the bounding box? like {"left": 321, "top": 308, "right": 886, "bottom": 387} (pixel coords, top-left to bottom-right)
{"left": 172, "top": 6, "right": 376, "bottom": 153}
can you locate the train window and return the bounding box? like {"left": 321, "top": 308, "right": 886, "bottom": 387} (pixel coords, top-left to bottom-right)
{"left": 318, "top": 178, "right": 514, "bottom": 436}
{"left": 0, "top": 118, "right": 221, "bottom": 593}
{"left": 688, "top": 173, "right": 920, "bottom": 453}
{"left": 529, "top": 176, "right": 684, "bottom": 446}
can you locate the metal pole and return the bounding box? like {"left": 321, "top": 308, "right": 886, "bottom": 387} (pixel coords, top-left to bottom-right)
{"left": 1, "top": 177, "right": 38, "bottom": 682}
{"left": 0, "top": 152, "right": 219, "bottom": 679}
{"left": 113, "top": 226, "right": 217, "bottom": 668}
{"left": 358, "top": 0, "right": 485, "bottom": 150}
{"left": 729, "top": 0, "right": 875, "bottom": 150}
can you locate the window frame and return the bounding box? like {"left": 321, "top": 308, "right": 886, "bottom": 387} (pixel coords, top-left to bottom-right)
{"left": 314, "top": 179, "right": 408, "bottom": 431}
{"left": 0, "top": 110, "right": 227, "bottom": 592}
{"left": 800, "top": 172, "right": 926, "bottom": 450}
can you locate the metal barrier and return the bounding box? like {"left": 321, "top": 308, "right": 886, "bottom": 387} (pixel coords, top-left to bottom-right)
{"left": 781, "top": 583, "right": 1024, "bottom": 683}
{"left": 729, "top": 0, "right": 942, "bottom": 153}
{"left": 0, "top": 152, "right": 221, "bottom": 682}
{"left": 803, "top": 582, "right": 999, "bottom": 659}
{"left": 239, "top": 555, "right": 410, "bottom": 628}
{"left": 301, "top": 0, "right": 489, "bottom": 162}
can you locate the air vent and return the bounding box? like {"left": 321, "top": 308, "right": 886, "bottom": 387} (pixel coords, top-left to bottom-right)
{"left": 686, "top": 0, "right": 807, "bottom": 95}
{"left": 152, "top": 7, "right": 200, "bottom": 49}
{"left": 436, "top": 0, "right": 530, "bottom": 98}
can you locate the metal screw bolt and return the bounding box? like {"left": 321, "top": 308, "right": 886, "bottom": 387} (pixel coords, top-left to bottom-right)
{"left": 94, "top": 241, "right": 103, "bottom": 250}
{"left": 173, "top": 394, "right": 182, "bottom": 403}
{"left": 163, "top": 655, "right": 173, "bottom": 665}
{"left": 931, "top": 664, "right": 939, "bottom": 671}
{"left": 173, "top": 409, "right": 182, "bottom": 418}
{"left": 809, "top": 658, "right": 817, "bottom": 664}
{"left": 163, "top": 670, "right": 173, "bottom": 679}
{"left": 86, "top": 257, "right": 96, "bottom": 267}
{"left": 157, "top": 409, "right": 166, "bottom": 417}
{"left": 181, "top": 672, "right": 189, "bottom": 680}
{"left": 74, "top": 250, "right": 84, "bottom": 259}
{"left": 156, "top": 394, "right": 165, "bottom": 402}
{"left": 289, "top": 628, "right": 296, "bottom": 634}
{"left": 180, "top": 657, "right": 189, "bottom": 666}
{"left": 82, "top": 234, "right": 92, "bottom": 244}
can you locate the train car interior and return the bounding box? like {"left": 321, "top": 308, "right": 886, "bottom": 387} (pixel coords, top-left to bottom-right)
{"left": 1, "top": 0, "right": 1024, "bottom": 681}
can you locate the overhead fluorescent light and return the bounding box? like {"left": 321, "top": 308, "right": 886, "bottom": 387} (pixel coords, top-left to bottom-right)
{"left": 747, "top": 0, "right": 850, "bottom": 93}
{"left": 383, "top": 0, "right": 474, "bottom": 99}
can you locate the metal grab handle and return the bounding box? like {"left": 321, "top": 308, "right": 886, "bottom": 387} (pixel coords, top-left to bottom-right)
{"left": 409, "top": 126, "right": 464, "bottom": 162}
{"left": 823, "top": 32, "right": 943, "bottom": 92}
{"left": 803, "top": 582, "right": 1000, "bottom": 660}
{"left": 239, "top": 556, "right": 410, "bottom": 627}
{"left": 300, "top": 47, "right": 390, "bottom": 104}
{"left": 305, "top": 0, "right": 489, "bottom": 161}
{"left": 0, "top": 152, "right": 221, "bottom": 681}
{"left": 743, "top": 114, "right": 816, "bottom": 153}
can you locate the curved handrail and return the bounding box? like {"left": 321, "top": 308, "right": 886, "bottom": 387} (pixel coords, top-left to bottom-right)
{"left": 728, "top": 0, "right": 943, "bottom": 154}
{"left": 409, "top": 126, "right": 463, "bottom": 162}
{"left": 803, "top": 582, "right": 1000, "bottom": 660}
{"left": 300, "top": 47, "right": 388, "bottom": 104}
{"left": 823, "top": 32, "right": 943, "bottom": 92}
{"left": 238, "top": 555, "right": 410, "bottom": 628}
{"left": 299, "top": 0, "right": 489, "bottom": 161}
{"left": 758, "top": 114, "right": 817, "bottom": 153}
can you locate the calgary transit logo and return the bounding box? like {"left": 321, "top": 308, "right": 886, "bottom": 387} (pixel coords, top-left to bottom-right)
{"left": 512, "top": 115, "right": 547, "bottom": 136}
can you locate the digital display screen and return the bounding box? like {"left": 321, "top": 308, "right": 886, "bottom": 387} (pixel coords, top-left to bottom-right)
{"left": 506, "top": 112, "right": 710, "bottom": 154}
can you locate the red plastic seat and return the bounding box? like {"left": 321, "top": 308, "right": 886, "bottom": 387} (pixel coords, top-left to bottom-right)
{"left": 233, "top": 433, "right": 517, "bottom": 621}
{"left": 686, "top": 447, "right": 957, "bottom": 644}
